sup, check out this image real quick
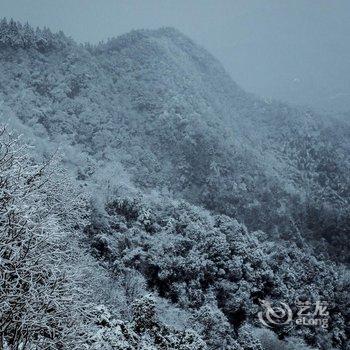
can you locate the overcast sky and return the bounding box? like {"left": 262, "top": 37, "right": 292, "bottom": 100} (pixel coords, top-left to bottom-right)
{"left": 1, "top": 0, "right": 350, "bottom": 113}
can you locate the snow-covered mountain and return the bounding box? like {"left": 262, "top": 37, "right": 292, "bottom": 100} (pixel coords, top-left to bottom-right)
{"left": 0, "top": 19, "right": 349, "bottom": 349}
{"left": 1, "top": 20, "right": 348, "bottom": 260}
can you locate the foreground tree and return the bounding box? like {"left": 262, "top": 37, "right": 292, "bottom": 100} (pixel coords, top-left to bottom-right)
{"left": 0, "top": 127, "right": 88, "bottom": 349}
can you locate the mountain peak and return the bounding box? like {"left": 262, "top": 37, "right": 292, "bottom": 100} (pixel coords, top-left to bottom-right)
{"left": 94, "top": 25, "right": 209, "bottom": 61}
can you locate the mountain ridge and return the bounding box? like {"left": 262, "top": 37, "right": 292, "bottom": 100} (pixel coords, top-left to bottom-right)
{"left": 0, "top": 19, "right": 349, "bottom": 349}
{"left": 0, "top": 19, "right": 349, "bottom": 260}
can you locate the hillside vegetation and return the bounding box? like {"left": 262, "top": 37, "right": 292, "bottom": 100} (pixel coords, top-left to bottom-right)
{"left": 0, "top": 19, "right": 349, "bottom": 349}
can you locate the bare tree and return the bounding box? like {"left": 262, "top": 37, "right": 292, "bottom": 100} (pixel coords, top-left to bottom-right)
{"left": 0, "top": 127, "right": 89, "bottom": 349}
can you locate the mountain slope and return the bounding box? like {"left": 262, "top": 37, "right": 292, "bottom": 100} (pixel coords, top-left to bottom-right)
{"left": 0, "top": 19, "right": 350, "bottom": 349}
{"left": 0, "top": 21, "right": 349, "bottom": 262}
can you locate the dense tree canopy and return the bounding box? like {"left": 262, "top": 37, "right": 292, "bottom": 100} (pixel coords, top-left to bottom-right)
{"left": 0, "top": 20, "right": 349, "bottom": 349}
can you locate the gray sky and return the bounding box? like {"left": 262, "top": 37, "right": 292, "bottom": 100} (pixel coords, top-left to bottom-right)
{"left": 1, "top": 0, "right": 350, "bottom": 113}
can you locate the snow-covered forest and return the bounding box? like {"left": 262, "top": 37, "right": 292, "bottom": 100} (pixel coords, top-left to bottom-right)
{"left": 0, "top": 19, "right": 349, "bottom": 349}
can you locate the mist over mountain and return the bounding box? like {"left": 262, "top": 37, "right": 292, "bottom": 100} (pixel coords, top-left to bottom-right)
{"left": 0, "top": 19, "right": 349, "bottom": 349}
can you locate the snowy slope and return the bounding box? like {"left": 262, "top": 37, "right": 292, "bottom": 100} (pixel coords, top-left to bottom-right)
{"left": 0, "top": 21, "right": 349, "bottom": 260}
{"left": 1, "top": 19, "right": 350, "bottom": 350}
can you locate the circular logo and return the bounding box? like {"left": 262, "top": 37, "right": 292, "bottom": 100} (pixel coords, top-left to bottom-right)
{"left": 258, "top": 299, "right": 293, "bottom": 328}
